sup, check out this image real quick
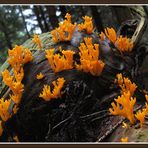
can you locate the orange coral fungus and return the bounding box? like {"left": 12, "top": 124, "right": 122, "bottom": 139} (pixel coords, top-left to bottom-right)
{"left": 76, "top": 37, "right": 105, "bottom": 76}
{"left": 135, "top": 109, "right": 146, "bottom": 127}
{"left": 10, "top": 94, "right": 22, "bottom": 104}
{"left": 99, "top": 32, "right": 105, "bottom": 41}
{"left": 100, "top": 27, "right": 134, "bottom": 53}
{"left": 110, "top": 75, "right": 148, "bottom": 127}
{"left": 116, "top": 73, "right": 137, "bottom": 96}
{"left": 78, "top": 16, "right": 93, "bottom": 34}
{"left": 1, "top": 45, "right": 33, "bottom": 125}
{"left": 36, "top": 73, "right": 44, "bottom": 80}
{"left": 115, "top": 36, "right": 133, "bottom": 53}
{"left": 51, "top": 13, "right": 76, "bottom": 43}
{"left": 39, "top": 77, "right": 65, "bottom": 101}
{"left": 13, "top": 68, "right": 24, "bottom": 82}
{"left": 10, "top": 81, "right": 24, "bottom": 95}
{"left": 8, "top": 45, "right": 33, "bottom": 72}
{"left": 2, "top": 69, "right": 14, "bottom": 88}
{"left": 13, "top": 105, "right": 19, "bottom": 114}
{"left": 32, "top": 34, "right": 42, "bottom": 49}
{"left": 120, "top": 137, "right": 128, "bottom": 142}
{"left": 1, "top": 68, "right": 23, "bottom": 88}
{"left": 45, "top": 48, "right": 75, "bottom": 73}
{"left": 0, "top": 121, "right": 3, "bottom": 136}
{"left": 109, "top": 91, "right": 136, "bottom": 124}
{"left": 2, "top": 70, "right": 24, "bottom": 95}
{"left": 0, "top": 98, "right": 11, "bottom": 121}
{"left": 2, "top": 45, "right": 33, "bottom": 101}
{"left": 104, "top": 27, "right": 117, "bottom": 43}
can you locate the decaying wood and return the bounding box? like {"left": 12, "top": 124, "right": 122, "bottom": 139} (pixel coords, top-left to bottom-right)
{"left": 0, "top": 6, "right": 148, "bottom": 142}
{"left": 130, "top": 6, "right": 147, "bottom": 48}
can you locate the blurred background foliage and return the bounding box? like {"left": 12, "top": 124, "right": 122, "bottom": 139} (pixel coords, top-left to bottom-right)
{"left": 0, "top": 5, "right": 148, "bottom": 67}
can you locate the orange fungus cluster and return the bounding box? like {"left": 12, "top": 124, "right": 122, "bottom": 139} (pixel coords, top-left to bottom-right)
{"left": 109, "top": 91, "right": 136, "bottom": 124}
{"left": 78, "top": 16, "right": 94, "bottom": 34}
{"left": 51, "top": 13, "right": 76, "bottom": 43}
{"left": 39, "top": 77, "right": 65, "bottom": 101}
{"left": 76, "top": 37, "right": 105, "bottom": 76}
{"left": 116, "top": 73, "right": 137, "bottom": 96}
{"left": 0, "top": 45, "right": 33, "bottom": 135}
{"left": 110, "top": 74, "right": 148, "bottom": 127}
{"left": 45, "top": 48, "right": 75, "bottom": 73}
{"left": 99, "top": 27, "right": 133, "bottom": 53}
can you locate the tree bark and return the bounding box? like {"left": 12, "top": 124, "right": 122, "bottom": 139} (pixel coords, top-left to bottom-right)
{"left": 111, "top": 6, "right": 133, "bottom": 25}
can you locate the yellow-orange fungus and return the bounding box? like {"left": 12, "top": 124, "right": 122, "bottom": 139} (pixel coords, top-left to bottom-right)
{"left": 78, "top": 16, "right": 93, "bottom": 34}
{"left": 2, "top": 70, "right": 24, "bottom": 95}
{"left": 116, "top": 73, "right": 137, "bottom": 96}
{"left": 135, "top": 109, "right": 146, "bottom": 128}
{"left": 2, "top": 69, "right": 14, "bottom": 89}
{"left": 51, "top": 13, "right": 76, "bottom": 43}
{"left": 0, "top": 98, "right": 11, "bottom": 121}
{"left": 104, "top": 27, "right": 117, "bottom": 43}
{"left": 13, "top": 68, "right": 24, "bottom": 82}
{"left": 76, "top": 37, "right": 105, "bottom": 76}
{"left": 0, "top": 121, "right": 3, "bottom": 136}
{"left": 109, "top": 91, "right": 136, "bottom": 124}
{"left": 101, "top": 27, "right": 133, "bottom": 53}
{"left": 10, "top": 94, "right": 22, "bottom": 104}
{"left": 13, "top": 105, "right": 19, "bottom": 114}
{"left": 115, "top": 35, "right": 133, "bottom": 53}
{"left": 1, "top": 45, "right": 33, "bottom": 127}
{"left": 8, "top": 45, "right": 33, "bottom": 72}
{"left": 39, "top": 77, "right": 65, "bottom": 101}
{"left": 36, "top": 73, "right": 44, "bottom": 80}
{"left": 110, "top": 74, "right": 148, "bottom": 127}
{"left": 32, "top": 34, "right": 42, "bottom": 49}
{"left": 99, "top": 32, "right": 105, "bottom": 41}
{"left": 121, "top": 137, "right": 128, "bottom": 142}
{"left": 45, "top": 48, "right": 75, "bottom": 73}
{"left": 65, "top": 13, "right": 71, "bottom": 21}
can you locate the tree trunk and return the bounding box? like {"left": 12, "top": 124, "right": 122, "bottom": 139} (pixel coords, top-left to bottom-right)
{"left": 46, "top": 6, "right": 59, "bottom": 29}
{"left": 18, "top": 6, "right": 30, "bottom": 38}
{"left": 39, "top": 6, "right": 49, "bottom": 32}
{"left": 90, "top": 6, "right": 104, "bottom": 33}
{"left": 33, "top": 6, "right": 45, "bottom": 33}
{"left": 59, "top": 6, "right": 67, "bottom": 19}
